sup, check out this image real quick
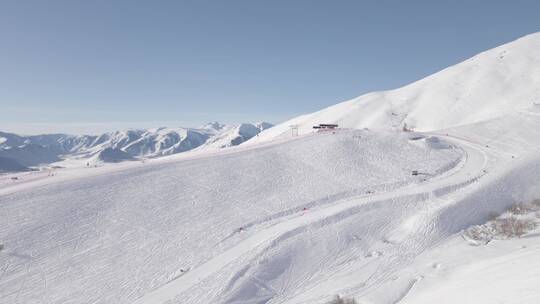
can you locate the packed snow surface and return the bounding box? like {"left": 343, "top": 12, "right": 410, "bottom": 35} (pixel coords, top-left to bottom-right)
{"left": 0, "top": 130, "right": 461, "bottom": 304}
{"left": 400, "top": 235, "right": 540, "bottom": 304}
{"left": 2, "top": 32, "right": 540, "bottom": 304}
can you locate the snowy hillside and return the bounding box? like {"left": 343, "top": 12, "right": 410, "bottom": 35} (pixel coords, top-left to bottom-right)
{"left": 0, "top": 130, "right": 463, "bottom": 304}
{"left": 2, "top": 32, "right": 540, "bottom": 304}
{"left": 0, "top": 143, "right": 61, "bottom": 167}
{"left": 92, "top": 147, "right": 135, "bottom": 163}
{"left": 197, "top": 122, "right": 273, "bottom": 150}
{"left": 0, "top": 122, "right": 272, "bottom": 170}
{"left": 0, "top": 157, "right": 30, "bottom": 173}
{"left": 253, "top": 32, "right": 540, "bottom": 142}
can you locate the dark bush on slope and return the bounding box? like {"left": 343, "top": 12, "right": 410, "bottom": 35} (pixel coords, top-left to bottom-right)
{"left": 326, "top": 295, "right": 358, "bottom": 304}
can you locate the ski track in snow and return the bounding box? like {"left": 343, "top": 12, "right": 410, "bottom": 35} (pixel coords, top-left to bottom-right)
{"left": 4, "top": 32, "right": 540, "bottom": 304}
{"left": 131, "top": 135, "right": 488, "bottom": 304}
{"left": 0, "top": 130, "right": 464, "bottom": 304}
{"left": 2, "top": 114, "right": 539, "bottom": 304}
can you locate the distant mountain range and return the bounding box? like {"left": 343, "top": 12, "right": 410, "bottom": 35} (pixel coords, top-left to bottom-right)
{"left": 0, "top": 122, "right": 273, "bottom": 172}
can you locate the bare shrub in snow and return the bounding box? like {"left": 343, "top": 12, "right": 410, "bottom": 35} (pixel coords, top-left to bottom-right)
{"left": 326, "top": 295, "right": 358, "bottom": 304}
{"left": 530, "top": 199, "right": 540, "bottom": 217}
{"left": 494, "top": 216, "right": 537, "bottom": 238}
{"left": 465, "top": 200, "right": 540, "bottom": 243}
{"left": 465, "top": 225, "right": 495, "bottom": 243}
{"left": 509, "top": 202, "right": 535, "bottom": 215}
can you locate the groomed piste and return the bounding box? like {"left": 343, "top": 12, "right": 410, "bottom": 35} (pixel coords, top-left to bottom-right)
{"left": 2, "top": 32, "right": 540, "bottom": 304}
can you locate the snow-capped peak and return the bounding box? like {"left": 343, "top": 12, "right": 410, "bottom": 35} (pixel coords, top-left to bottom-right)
{"left": 201, "top": 121, "right": 227, "bottom": 131}
{"left": 255, "top": 122, "right": 274, "bottom": 131}
{"left": 196, "top": 122, "right": 274, "bottom": 150}
{"left": 0, "top": 121, "right": 274, "bottom": 170}
{"left": 255, "top": 31, "right": 540, "bottom": 142}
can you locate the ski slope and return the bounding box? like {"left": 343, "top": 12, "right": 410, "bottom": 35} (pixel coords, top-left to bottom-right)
{"left": 400, "top": 233, "right": 540, "bottom": 304}
{"left": 132, "top": 134, "right": 487, "bottom": 304}
{"left": 5, "top": 117, "right": 538, "bottom": 304}
{"left": 0, "top": 130, "right": 461, "bottom": 304}
{"left": 2, "top": 32, "right": 540, "bottom": 304}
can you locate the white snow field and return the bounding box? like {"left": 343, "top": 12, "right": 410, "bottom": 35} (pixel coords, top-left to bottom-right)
{"left": 2, "top": 32, "right": 540, "bottom": 304}
{"left": 249, "top": 32, "right": 540, "bottom": 143}
{"left": 0, "top": 130, "right": 462, "bottom": 304}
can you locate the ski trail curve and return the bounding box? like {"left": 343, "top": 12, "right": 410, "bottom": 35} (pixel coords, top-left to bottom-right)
{"left": 131, "top": 135, "right": 489, "bottom": 304}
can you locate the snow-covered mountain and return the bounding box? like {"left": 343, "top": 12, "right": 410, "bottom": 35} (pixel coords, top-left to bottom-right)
{"left": 3, "top": 33, "right": 540, "bottom": 304}
{"left": 197, "top": 122, "right": 273, "bottom": 150}
{"left": 253, "top": 32, "right": 540, "bottom": 142}
{"left": 0, "top": 122, "right": 273, "bottom": 171}
{"left": 92, "top": 147, "right": 135, "bottom": 163}
{"left": 0, "top": 156, "right": 30, "bottom": 173}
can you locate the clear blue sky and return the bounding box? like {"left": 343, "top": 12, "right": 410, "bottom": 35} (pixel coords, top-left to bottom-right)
{"left": 2, "top": 0, "right": 540, "bottom": 134}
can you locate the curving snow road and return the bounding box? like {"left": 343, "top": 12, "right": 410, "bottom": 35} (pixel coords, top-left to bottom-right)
{"left": 131, "top": 134, "right": 490, "bottom": 304}
{"left": 0, "top": 130, "right": 465, "bottom": 304}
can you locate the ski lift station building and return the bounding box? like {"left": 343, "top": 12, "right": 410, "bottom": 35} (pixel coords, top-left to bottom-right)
{"left": 313, "top": 124, "right": 339, "bottom": 131}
